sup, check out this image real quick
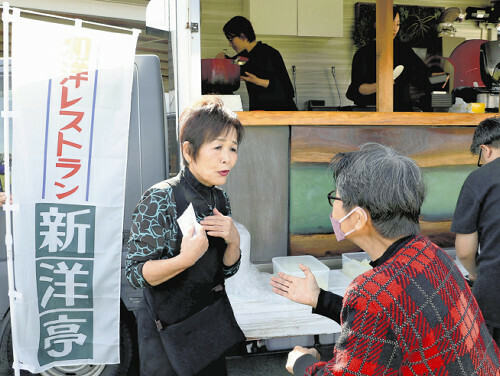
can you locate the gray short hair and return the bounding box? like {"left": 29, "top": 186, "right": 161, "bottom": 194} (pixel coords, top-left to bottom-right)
{"left": 329, "top": 143, "right": 426, "bottom": 239}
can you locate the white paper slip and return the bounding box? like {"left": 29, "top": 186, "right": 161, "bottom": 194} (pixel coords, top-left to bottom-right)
{"left": 177, "top": 203, "right": 203, "bottom": 237}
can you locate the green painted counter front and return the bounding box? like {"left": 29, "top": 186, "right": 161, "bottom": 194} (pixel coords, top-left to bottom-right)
{"left": 225, "top": 113, "right": 483, "bottom": 262}
{"left": 289, "top": 164, "right": 475, "bottom": 234}
{"left": 289, "top": 126, "right": 477, "bottom": 257}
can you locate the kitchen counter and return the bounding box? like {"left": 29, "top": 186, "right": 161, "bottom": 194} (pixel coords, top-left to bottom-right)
{"left": 235, "top": 110, "right": 494, "bottom": 127}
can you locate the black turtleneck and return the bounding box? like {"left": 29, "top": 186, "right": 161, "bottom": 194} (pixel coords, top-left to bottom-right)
{"left": 312, "top": 234, "right": 417, "bottom": 324}
{"left": 182, "top": 168, "right": 228, "bottom": 217}
{"left": 369, "top": 234, "right": 416, "bottom": 268}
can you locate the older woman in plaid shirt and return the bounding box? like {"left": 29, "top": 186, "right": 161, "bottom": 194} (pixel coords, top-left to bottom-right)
{"left": 272, "top": 143, "right": 500, "bottom": 375}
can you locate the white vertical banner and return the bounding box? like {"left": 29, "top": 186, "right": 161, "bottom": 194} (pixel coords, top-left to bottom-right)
{"left": 10, "top": 14, "right": 138, "bottom": 373}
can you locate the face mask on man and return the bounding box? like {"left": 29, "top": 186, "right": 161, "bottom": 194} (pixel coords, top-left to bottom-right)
{"left": 329, "top": 207, "right": 366, "bottom": 241}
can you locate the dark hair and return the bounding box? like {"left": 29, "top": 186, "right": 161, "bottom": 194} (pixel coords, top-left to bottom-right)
{"left": 393, "top": 6, "right": 400, "bottom": 20}
{"left": 366, "top": 7, "right": 400, "bottom": 42}
{"left": 329, "top": 143, "right": 426, "bottom": 239}
{"left": 223, "top": 16, "right": 256, "bottom": 42}
{"left": 470, "top": 116, "right": 500, "bottom": 154}
{"left": 179, "top": 96, "right": 244, "bottom": 166}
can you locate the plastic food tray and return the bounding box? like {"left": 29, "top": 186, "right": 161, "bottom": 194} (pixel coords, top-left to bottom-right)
{"left": 342, "top": 252, "right": 373, "bottom": 279}
{"left": 272, "top": 255, "right": 329, "bottom": 290}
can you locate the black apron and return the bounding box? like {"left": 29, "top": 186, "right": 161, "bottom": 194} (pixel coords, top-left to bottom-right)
{"left": 137, "top": 173, "right": 231, "bottom": 376}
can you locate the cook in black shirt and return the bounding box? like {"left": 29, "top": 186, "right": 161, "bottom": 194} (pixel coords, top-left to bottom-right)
{"left": 346, "top": 8, "right": 431, "bottom": 111}
{"left": 217, "top": 16, "right": 297, "bottom": 111}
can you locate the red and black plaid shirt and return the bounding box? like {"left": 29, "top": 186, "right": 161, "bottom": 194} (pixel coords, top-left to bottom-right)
{"left": 306, "top": 236, "right": 500, "bottom": 375}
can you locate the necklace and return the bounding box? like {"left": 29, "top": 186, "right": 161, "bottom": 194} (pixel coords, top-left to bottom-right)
{"left": 185, "top": 176, "right": 215, "bottom": 213}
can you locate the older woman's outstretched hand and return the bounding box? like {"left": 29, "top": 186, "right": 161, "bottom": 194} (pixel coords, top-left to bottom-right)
{"left": 270, "top": 264, "right": 321, "bottom": 309}
{"left": 201, "top": 208, "right": 240, "bottom": 247}
{"left": 179, "top": 225, "right": 209, "bottom": 267}
{"left": 286, "top": 346, "right": 320, "bottom": 374}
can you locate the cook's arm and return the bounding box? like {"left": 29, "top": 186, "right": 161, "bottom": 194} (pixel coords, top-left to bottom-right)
{"left": 242, "top": 48, "right": 286, "bottom": 89}
{"left": 346, "top": 47, "right": 372, "bottom": 102}
{"left": 450, "top": 182, "right": 480, "bottom": 283}
{"left": 455, "top": 232, "right": 479, "bottom": 281}
{"left": 358, "top": 83, "right": 377, "bottom": 95}
{"left": 241, "top": 72, "right": 269, "bottom": 88}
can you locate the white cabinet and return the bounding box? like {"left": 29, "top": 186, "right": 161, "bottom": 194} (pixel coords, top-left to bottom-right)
{"left": 298, "top": 0, "right": 343, "bottom": 38}
{"left": 243, "top": 0, "right": 297, "bottom": 36}
{"left": 244, "top": 0, "right": 342, "bottom": 38}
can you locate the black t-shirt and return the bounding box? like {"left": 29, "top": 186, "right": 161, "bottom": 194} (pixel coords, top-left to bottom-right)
{"left": 236, "top": 42, "right": 297, "bottom": 111}
{"left": 451, "top": 157, "right": 500, "bottom": 327}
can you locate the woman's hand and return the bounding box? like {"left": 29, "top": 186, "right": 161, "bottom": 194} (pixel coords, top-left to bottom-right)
{"left": 201, "top": 208, "right": 240, "bottom": 267}
{"left": 201, "top": 208, "right": 240, "bottom": 247}
{"left": 142, "top": 225, "right": 208, "bottom": 285}
{"left": 241, "top": 72, "right": 269, "bottom": 88}
{"left": 0, "top": 192, "right": 12, "bottom": 207}
{"left": 0, "top": 192, "right": 6, "bottom": 207}
{"left": 178, "top": 225, "right": 209, "bottom": 267}
{"left": 215, "top": 51, "right": 226, "bottom": 59}
{"left": 270, "top": 264, "right": 321, "bottom": 308}
{"left": 286, "top": 346, "right": 320, "bottom": 374}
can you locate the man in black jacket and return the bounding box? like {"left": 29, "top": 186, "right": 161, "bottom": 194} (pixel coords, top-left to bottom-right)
{"left": 451, "top": 117, "right": 500, "bottom": 347}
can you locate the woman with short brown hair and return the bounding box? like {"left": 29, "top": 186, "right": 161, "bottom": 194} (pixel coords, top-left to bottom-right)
{"left": 126, "top": 97, "right": 245, "bottom": 375}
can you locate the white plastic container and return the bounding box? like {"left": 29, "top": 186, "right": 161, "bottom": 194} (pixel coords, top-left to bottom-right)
{"left": 341, "top": 252, "right": 372, "bottom": 279}
{"left": 272, "top": 255, "right": 329, "bottom": 290}
{"left": 265, "top": 335, "right": 314, "bottom": 351}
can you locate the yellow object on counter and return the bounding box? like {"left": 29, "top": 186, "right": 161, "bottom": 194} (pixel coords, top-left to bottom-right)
{"left": 467, "top": 103, "right": 486, "bottom": 113}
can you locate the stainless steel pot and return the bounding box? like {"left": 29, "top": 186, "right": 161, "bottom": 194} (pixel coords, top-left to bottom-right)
{"left": 476, "top": 92, "right": 499, "bottom": 109}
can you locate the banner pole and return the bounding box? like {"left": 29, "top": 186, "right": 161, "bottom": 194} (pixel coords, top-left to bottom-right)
{"left": 2, "top": 3, "right": 20, "bottom": 376}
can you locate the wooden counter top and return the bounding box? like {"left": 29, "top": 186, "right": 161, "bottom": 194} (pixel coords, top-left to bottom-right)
{"left": 236, "top": 111, "right": 496, "bottom": 127}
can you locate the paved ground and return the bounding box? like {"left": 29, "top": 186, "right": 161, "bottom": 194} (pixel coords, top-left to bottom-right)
{"left": 127, "top": 342, "right": 335, "bottom": 375}
{"left": 227, "top": 351, "right": 291, "bottom": 376}
{"left": 125, "top": 342, "right": 335, "bottom": 376}
{"left": 226, "top": 344, "right": 335, "bottom": 376}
